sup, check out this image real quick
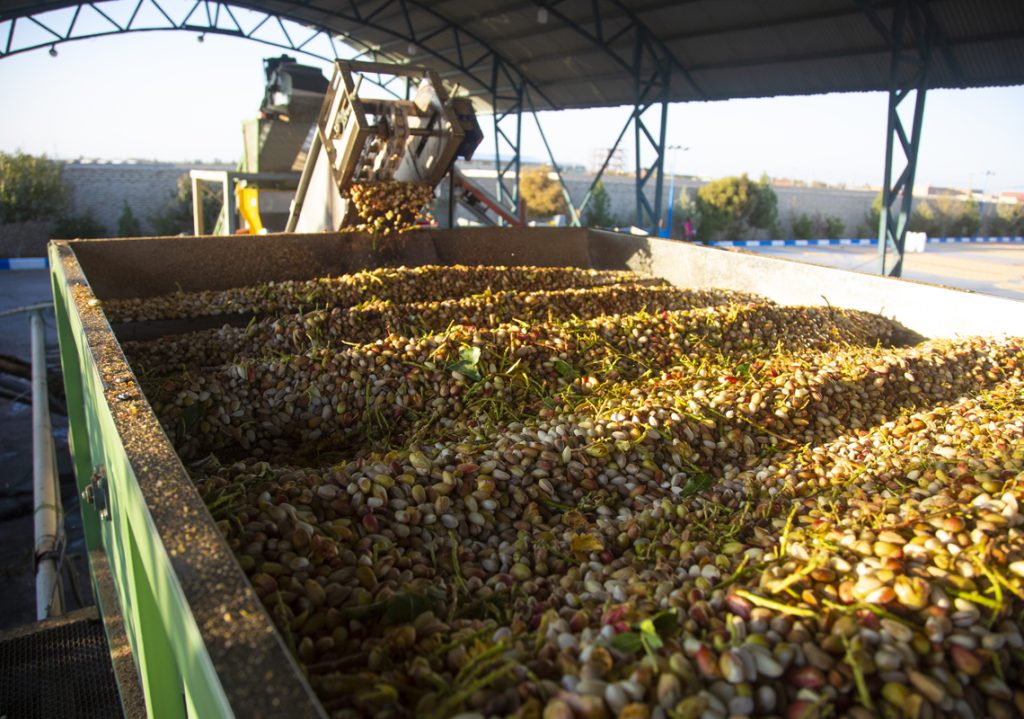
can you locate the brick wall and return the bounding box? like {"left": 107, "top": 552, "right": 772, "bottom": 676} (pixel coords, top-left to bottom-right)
{"left": 53, "top": 160, "right": 879, "bottom": 240}
{"left": 557, "top": 172, "right": 877, "bottom": 236}
{"left": 61, "top": 161, "right": 232, "bottom": 236}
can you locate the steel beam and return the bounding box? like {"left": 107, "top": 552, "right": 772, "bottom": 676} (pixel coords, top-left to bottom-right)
{"left": 491, "top": 57, "right": 524, "bottom": 223}
{"left": 0, "top": 1, "right": 547, "bottom": 110}
{"left": 866, "top": 0, "right": 933, "bottom": 277}
{"left": 0, "top": 1, "right": 400, "bottom": 97}
{"left": 633, "top": 27, "right": 670, "bottom": 233}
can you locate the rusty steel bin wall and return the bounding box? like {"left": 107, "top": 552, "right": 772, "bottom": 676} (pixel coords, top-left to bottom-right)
{"left": 68, "top": 228, "right": 1024, "bottom": 336}
{"left": 52, "top": 228, "right": 1023, "bottom": 718}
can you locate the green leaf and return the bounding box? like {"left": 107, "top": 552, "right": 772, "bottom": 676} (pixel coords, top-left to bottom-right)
{"left": 460, "top": 345, "right": 481, "bottom": 366}
{"left": 553, "top": 359, "right": 579, "bottom": 380}
{"left": 681, "top": 471, "right": 714, "bottom": 497}
{"left": 651, "top": 610, "right": 680, "bottom": 636}
{"left": 447, "top": 345, "right": 483, "bottom": 382}
{"left": 641, "top": 631, "right": 663, "bottom": 652}
{"left": 610, "top": 631, "right": 644, "bottom": 654}
{"left": 384, "top": 592, "right": 435, "bottom": 624}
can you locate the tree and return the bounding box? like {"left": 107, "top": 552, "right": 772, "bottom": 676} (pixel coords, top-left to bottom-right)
{"left": 986, "top": 203, "right": 1024, "bottom": 236}
{"left": 750, "top": 175, "right": 779, "bottom": 230}
{"left": 695, "top": 174, "right": 778, "bottom": 241}
{"left": 909, "top": 200, "right": 938, "bottom": 235}
{"left": 583, "top": 181, "right": 616, "bottom": 228}
{"left": 150, "top": 173, "right": 221, "bottom": 235}
{"left": 520, "top": 166, "right": 566, "bottom": 220}
{"left": 951, "top": 197, "right": 981, "bottom": 237}
{"left": 117, "top": 201, "right": 144, "bottom": 237}
{"left": 0, "top": 151, "right": 69, "bottom": 224}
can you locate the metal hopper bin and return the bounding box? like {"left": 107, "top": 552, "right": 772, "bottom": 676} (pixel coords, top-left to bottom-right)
{"left": 48, "top": 228, "right": 1024, "bottom": 718}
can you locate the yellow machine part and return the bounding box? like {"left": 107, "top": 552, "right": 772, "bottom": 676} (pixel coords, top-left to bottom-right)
{"left": 236, "top": 185, "right": 265, "bottom": 235}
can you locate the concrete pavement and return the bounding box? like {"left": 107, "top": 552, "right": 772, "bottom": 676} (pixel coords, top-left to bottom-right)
{"left": 743, "top": 242, "right": 1024, "bottom": 302}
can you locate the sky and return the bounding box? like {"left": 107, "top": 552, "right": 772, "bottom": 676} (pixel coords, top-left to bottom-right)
{"left": 1, "top": 13, "right": 1023, "bottom": 193}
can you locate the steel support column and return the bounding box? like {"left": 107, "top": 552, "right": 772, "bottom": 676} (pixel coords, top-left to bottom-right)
{"left": 868, "top": 0, "right": 933, "bottom": 277}
{"left": 633, "top": 28, "right": 671, "bottom": 233}
{"left": 491, "top": 57, "right": 524, "bottom": 224}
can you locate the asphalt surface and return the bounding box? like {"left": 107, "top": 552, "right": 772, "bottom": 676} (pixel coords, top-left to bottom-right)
{"left": 745, "top": 242, "right": 1024, "bottom": 301}
{"left": 0, "top": 269, "right": 89, "bottom": 631}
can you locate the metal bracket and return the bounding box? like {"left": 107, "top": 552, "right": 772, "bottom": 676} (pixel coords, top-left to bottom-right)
{"left": 82, "top": 464, "right": 110, "bottom": 522}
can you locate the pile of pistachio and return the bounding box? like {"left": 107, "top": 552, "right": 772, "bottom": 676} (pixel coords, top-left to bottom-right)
{"left": 121, "top": 266, "right": 1024, "bottom": 719}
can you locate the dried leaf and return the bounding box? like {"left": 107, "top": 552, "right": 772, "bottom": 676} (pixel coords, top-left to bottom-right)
{"left": 562, "top": 510, "right": 588, "bottom": 529}
{"left": 570, "top": 533, "right": 603, "bottom": 558}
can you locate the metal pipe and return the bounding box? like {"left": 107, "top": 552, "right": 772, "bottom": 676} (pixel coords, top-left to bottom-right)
{"left": 286, "top": 130, "right": 323, "bottom": 233}
{"left": 32, "top": 310, "right": 63, "bottom": 620}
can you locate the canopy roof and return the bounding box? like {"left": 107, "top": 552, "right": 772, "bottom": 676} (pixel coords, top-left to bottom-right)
{"left": 3, "top": 0, "right": 1023, "bottom": 110}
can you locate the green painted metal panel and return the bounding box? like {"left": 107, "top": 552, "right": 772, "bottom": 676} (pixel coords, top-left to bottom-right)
{"left": 49, "top": 273, "right": 100, "bottom": 552}
{"left": 48, "top": 241, "right": 325, "bottom": 719}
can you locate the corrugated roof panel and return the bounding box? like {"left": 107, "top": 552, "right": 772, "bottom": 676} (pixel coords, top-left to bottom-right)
{"left": 950, "top": 38, "right": 1024, "bottom": 87}
{"left": 2, "top": 0, "right": 1023, "bottom": 110}
{"left": 933, "top": 0, "right": 1024, "bottom": 39}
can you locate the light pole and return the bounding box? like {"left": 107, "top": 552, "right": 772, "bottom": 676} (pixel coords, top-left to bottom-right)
{"left": 979, "top": 170, "right": 995, "bottom": 221}
{"left": 661, "top": 145, "right": 689, "bottom": 238}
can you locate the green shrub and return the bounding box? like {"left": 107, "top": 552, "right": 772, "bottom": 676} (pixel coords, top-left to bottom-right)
{"left": 117, "top": 201, "right": 144, "bottom": 237}
{"left": 52, "top": 212, "right": 107, "bottom": 239}
{"left": 823, "top": 215, "right": 845, "bottom": 240}
{"left": 583, "top": 181, "right": 616, "bottom": 228}
{"left": 0, "top": 151, "right": 69, "bottom": 224}
{"left": 150, "top": 173, "right": 221, "bottom": 236}
{"left": 791, "top": 213, "right": 813, "bottom": 240}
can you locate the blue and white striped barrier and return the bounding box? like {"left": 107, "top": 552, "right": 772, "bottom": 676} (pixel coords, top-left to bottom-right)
{"left": 710, "top": 236, "right": 1024, "bottom": 248}
{"left": 0, "top": 257, "right": 49, "bottom": 270}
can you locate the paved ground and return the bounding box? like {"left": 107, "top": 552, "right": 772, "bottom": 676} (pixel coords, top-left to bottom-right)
{"left": 0, "top": 269, "right": 88, "bottom": 631}
{"left": 745, "top": 242, "right": 1024, "bottom": 301}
